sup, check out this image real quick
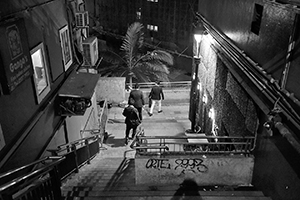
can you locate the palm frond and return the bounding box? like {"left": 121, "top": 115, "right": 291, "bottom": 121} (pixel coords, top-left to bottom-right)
{"left": 146, "top": 50, "right": 174, "bottom": 66}
{"left": 120, "top": 22, "right": 144, "bottom": 67}
{"left": 141, "top": 62, "right": 170, "bottom": 74}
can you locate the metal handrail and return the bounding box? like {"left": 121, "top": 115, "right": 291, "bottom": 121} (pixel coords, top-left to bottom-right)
{"left": 137, "top": 135, "right": 254, "bottom": 140}
{"left": 0, "top": 156, "right": 64, "bottom": 192}
{"left": 0, "top": 156, "right": 62, "bottom": 180}
{"left": 132, "top": 135, "right": 255, "bottom": 155}
{"left": 126, "top": 81, "right": 191, "bottom": 89}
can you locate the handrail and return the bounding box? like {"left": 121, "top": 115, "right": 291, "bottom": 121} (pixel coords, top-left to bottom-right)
{"left": 132, "top": 135, "right": 255, "bottom": 155}
{"left": 57, "top": 133, "right": 100, "bottom": 149}
{"left": 126, "top": 81, "right": 191, "bottom": 89}
{"left": 138, "top": 135, "right": 254, "bottom": 139}
{"left": 0, "top": 157, "right": 50, "bottom": 180}
{"left": 0, "top": 156, "right": 64, "bottom": 192}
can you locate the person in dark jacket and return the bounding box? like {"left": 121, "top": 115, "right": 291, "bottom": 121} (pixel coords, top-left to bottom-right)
{"left": 122, "top": 101, "right": 141, "bottom": 145}
{"left": 148, "top": 81, "right": 164, "bottom": 116}
{"left": 128, "top": 83, "right": 145, "bottom": 120}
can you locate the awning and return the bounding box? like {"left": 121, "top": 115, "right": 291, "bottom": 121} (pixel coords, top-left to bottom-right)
{"left": 57, "top": 71, "right": 100, "bottom": 116}
{"left": 58, "top": 71, "right": 100, "bottom": 99}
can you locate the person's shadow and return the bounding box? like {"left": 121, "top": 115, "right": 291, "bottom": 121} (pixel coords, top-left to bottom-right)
{"left": 171, "top": 179, "right": 203, "bottom": 200}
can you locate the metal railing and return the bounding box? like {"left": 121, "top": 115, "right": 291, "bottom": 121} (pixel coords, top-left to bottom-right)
{"left": 126, "top": 81, "right": 191, "bottom": 89}
{"left": 0, "top": 156, "right": 64, "bottom": 200}
{"left": 0, "top": 99, "right": 110, "bottom": 200}
{"left": 131, "top": 135, "right": 255, "bottom": 156}
{"left": 47, "top": 134, "right": 102, "bottom": 180}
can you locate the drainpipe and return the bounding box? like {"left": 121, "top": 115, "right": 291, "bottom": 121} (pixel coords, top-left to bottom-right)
{"left": 265, "top": 107, "right": 300, "bottom": 155}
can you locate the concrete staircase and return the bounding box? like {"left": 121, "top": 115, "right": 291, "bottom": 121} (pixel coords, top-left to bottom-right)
{"left": 61, "top": 147, "right": 271, "bottom": 200}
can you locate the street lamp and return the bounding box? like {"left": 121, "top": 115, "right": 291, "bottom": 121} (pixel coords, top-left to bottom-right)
{"left": 189, "top": 22, "right": 206, "bottom": 132}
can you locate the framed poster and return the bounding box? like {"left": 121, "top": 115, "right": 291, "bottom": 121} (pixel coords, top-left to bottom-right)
{"left": 59, "top": 25, "right": 73, "bottom": 71}
{"left": 30, "top": 43, "right": 51, "bottom": 104}
{"left": 0, "top": 18, "right": 34, "bottom": 94}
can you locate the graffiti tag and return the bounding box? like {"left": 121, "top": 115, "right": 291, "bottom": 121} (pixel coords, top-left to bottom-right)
{"left": 175, "top": 158, "right": 208, "bottom": 174}
{"left": 145, "top": 158, "right": 171, "bottom": 170}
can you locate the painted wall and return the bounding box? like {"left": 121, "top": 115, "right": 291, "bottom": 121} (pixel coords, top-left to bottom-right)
{"left": 135, "top": 155, "right": 254, "bottom": 186}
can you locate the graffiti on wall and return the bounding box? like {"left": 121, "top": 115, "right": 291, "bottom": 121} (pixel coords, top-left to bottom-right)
{"left": 145, "top": 158, "right": 208, "bottom": 174}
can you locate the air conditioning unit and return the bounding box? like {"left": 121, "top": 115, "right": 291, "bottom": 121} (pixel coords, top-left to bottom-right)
{"left": 82, "top": 36, "right": 99, "bottom": 66}
{"left": 76, "top": 28, "right": 88, "bottom": 51}
{"left": 75, "top": 11, "right": 89, "bottom": 28}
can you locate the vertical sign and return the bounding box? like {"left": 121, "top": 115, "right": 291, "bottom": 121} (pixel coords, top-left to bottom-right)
{"left": 0, "top": 123, "right": 5, "bottom": 151}
{"left": 0, "top": 18, "right": 33, "bottom": 94}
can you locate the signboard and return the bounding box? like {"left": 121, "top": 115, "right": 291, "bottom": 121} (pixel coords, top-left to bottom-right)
{"left": 0, "top": 18, "right": 33, "bottom": 94}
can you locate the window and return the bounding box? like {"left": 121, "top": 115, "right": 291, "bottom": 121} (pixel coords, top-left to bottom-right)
{"left": 251, "top": 4, "right": 263, "bottom": 35}
{"left": 147, "top": 24, "right": 158, "bottom": 32}
{"left": 136, "top": 11, "right": 141, "bottom": 20}
{"left": 30, "top": 43, "right": 51, "bottom": 104}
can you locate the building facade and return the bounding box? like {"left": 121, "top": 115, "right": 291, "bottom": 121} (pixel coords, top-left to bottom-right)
{"left": 0, "top": 0, "right": 100, "bottom": 172}
{"left": 193, "top": 0, "right": 300, "bottom": 199}
{"left": 87, "top": 0, "right": 198, "bottom": 72}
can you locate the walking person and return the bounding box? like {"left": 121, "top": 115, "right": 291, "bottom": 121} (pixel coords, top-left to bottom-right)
{"left": 148, "top": 81, "right": 164, "bottom": 116}
{"left": 122, "top": 101, "right": 141, "bottom": 145}
{"left": 128, "top": 83, "right": 145, "bottom": 121}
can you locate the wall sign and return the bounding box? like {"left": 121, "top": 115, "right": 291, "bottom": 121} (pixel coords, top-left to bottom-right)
{"left": 0, "top": 18, "right": 33, "bottom": 94}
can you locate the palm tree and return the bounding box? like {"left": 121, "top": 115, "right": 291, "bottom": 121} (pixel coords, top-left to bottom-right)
{"left": 98, "top": 22, "right": 174, "bottom": 87}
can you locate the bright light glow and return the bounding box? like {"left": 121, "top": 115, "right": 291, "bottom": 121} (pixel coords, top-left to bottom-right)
{"left": 202, "top": 34, "right": 214, "bottom": 45}
{"left": 194, "top": 34, "right": 202, "bottom": 43}
{"left": 203, "top": 94, "right": 207, "bottom": 104}
{"left": 209, "top": 108, "right": 215, "bottom": 120}
{"left": 192, "top": 73, "right": 196, "bottom": 80}
{"left": 197, "top": 82, "right": 201, "bottom": 91}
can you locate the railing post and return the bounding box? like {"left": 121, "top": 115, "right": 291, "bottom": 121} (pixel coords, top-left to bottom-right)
{"left": 49, "top": 165, "right": 62, "bottom": 200}
{"left": 85, "top": 139, "right": 91, "bottom": 164}
{"left": 71, "top": 144, "right": 79, "bottom": 173}
{"left": 1, "top": 193, "right": 13, "bottom": 200}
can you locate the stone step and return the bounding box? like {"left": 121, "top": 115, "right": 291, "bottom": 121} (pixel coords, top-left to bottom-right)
{"left": 63, "top": 195, "right": 271, "bottom": 200}
{"left": 63, "top": 189, "right": 266, "bottom": 196}
{"left": 61, "top": 154, "right": 271, "bottom": 200}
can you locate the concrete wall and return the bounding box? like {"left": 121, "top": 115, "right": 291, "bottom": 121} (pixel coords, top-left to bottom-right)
{"left": 65, "top": 92, "right": 99, "bottom": 141}
{"left": 96, "top": 77, "right": 125, "bottom": 104}
{"left": 135, "top": 155, "right": 254, "bottom": 186}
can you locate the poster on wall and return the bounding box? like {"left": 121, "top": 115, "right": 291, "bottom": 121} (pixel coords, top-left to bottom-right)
{"left": 0, "top": 123, "right": 5, "bottom": 151}
{"left": 59, "top": 25, "right": 73, "bottom": 71}
{"left": 0, "top": 18, "right": 34, "bottom": 94}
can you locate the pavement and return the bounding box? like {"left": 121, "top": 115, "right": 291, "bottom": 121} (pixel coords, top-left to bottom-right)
{"left": 101, "top": 102, "right": 191, "bottom": 157}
